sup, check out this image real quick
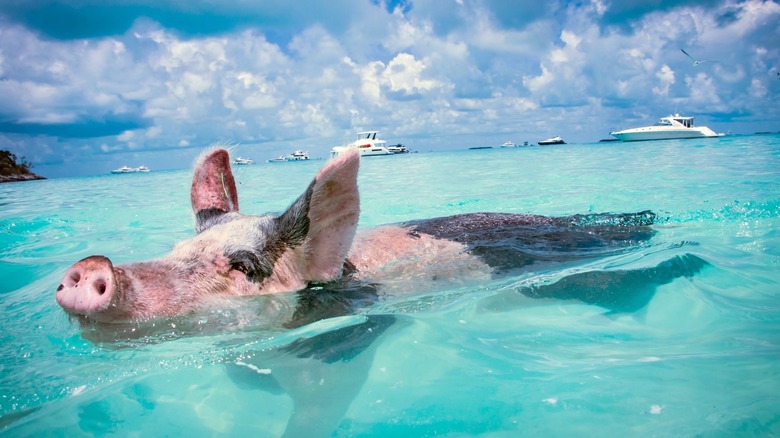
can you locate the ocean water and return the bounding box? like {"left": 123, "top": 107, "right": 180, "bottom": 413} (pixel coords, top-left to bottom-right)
{"left": 1, "top": 135, "right": 779, "bottom": 436}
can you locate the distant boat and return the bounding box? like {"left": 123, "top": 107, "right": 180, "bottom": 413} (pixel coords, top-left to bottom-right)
{"left": 331, "top": 131, "right": 393, "bottom": 158}
{"left": 500, "top": 141, "right": 516, "bottom": 148}
{"left": 287, "top": 150, "right": 310, "bottom": 161}
{"left": 610, "top": 114, "right": 722, "bottom": 142}
{"left": 111, "top": 165, "right": 150, "bottom": 174}
{"left": 233, "top": 157, "right": 255, "bottom": 165}
{"left": 538, "top": 136, "right": 566, "bottom": 145}
{"left": 386, "top": 144, "right": 410, "bottom": 154}
{"left": 268, "top": 150, "right": 310, "bottom": 163}
{"left": 469, "top": 146, "right": 493, "bottom": 150}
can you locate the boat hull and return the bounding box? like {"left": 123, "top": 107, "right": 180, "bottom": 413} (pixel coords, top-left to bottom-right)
{"left": 611, "top": 127, "right": 720, "bottom": 142}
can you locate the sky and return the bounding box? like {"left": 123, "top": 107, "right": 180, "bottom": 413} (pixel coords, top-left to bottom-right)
{"left": 0, "top": 0, "right": 778, "bottom": 178}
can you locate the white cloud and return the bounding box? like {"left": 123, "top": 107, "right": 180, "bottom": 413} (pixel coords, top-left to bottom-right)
{"left": 382, "top": 53, "right": 442, "bottom": 95}
{"left": 652, "top": 65, "right": 676, "bottom": 96}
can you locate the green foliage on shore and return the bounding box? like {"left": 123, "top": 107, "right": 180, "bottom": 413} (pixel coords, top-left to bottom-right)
{"left": 0, "top": 150, "right": 33, "bottom": 176}
{"left": 0, "top": 149, "right": 44, "bottom": 182}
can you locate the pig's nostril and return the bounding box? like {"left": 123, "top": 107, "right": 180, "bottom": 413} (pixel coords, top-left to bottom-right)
{"left": 95, "top": 279, "right": 107, "bottom": 295}
{"left": 70, "top": 272, "right": 81, "bottom": 284}
{"left": 57, "top": 284, "right": 64, "bottom": 292}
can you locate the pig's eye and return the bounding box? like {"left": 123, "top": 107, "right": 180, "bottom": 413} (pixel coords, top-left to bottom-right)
{"left": 233, "top": 262, "right": 251, "bottom": 275}
{"left": 227, "top": 250, "right": 270, "bottom": 283}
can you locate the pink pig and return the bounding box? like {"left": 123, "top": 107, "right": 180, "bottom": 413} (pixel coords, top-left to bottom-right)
{"left": 56, "top": 148, "right": 658, "bottom": 323}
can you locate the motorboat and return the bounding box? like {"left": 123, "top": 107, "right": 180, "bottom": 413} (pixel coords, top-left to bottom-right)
{"left": 267, "top": 150, "right": 310, "bottom": 163}
{"left": 610, "top": 114, "right": 722, "bottom": 141}
{"left": 233, "top": 157, "right": 255, "bottom": 165}
{"left": 330, "top": 131, "right": 393, "bottom": 158}
{"left": 500, "top": 141, "right": 516, "bottom": 148}
{"left": 538, "top": 136, "right": 566, "bottom": 145}
{"left": 110, "top": 165, "right": 150, "bottom": 174}
{"left": 387, "top": 144, "right": 409, "bottom": 154}
{"left": 110, "top": 165, "right": 134, "bottom": 174}
{"left": 287, "top": 150, "right": 310, "bottom": 161}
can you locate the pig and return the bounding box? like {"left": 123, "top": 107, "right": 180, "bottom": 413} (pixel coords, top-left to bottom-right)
{"left": 56, "top": 147, "right": 665, "bottom": 324}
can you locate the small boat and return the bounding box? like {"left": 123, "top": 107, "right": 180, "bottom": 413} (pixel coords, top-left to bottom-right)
{"left": 331, "top": 131, "right": 393, "bottom": 158}
{"left": 387, "top": 144, "right": 409, "bottom": 154}
{"left": 233, "top": 157, "right": 255, "bottom": 165}
{"left": 538, "top": 136, "right": 566, "bottom": 145}
{"left": 111, "top": 165, "right": 151, "bottom": 174}
{"left": 610, "top": 114, "right": 722, "bottom": 142}
{"left": 500, "top": 141, "right": 516, "bottom": 148}
{"left": 267, "top": 150, "right": 310, "bottom": 163}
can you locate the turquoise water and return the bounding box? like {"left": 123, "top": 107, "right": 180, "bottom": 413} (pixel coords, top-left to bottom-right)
{"left": 2, "top": 135, "right": 779, "bottom": 436}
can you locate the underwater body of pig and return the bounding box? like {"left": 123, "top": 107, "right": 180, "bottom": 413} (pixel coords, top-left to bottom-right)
{"left": 56, "top": 148, "right": 691, "bottom": 324}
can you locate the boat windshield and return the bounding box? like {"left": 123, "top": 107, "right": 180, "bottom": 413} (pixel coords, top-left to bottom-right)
{"left": 357, "top": 131, "right": 379, "bottom": 140}
{"left": 673, "top": 118, "right": 693, "bottom": 128}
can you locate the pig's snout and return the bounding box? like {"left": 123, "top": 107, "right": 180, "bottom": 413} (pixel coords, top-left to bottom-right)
{"left": 56, "top": 255, "right": 118, "bottom": 317}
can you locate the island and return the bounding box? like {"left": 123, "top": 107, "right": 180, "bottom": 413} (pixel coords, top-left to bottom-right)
{"left": 0, "top": 149, "right": 46, "bottom": 183}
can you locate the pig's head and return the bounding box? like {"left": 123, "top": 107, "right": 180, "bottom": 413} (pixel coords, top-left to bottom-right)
{"left": 56, "top": 148, "right": 360, "bottom": 323}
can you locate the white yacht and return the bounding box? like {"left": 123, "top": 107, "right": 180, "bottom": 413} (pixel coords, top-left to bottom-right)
{"left": 500, "top": 141, "right": 516, "bottom": 148}
{"left": 610, "top": 114, "right": 721, "bottom": 141}
{"left": 287, "top": 150, "right": 310, "bottom": 161}
{"left": 330, "top": 131, "right": 392, "bottom": 158}
{"left": 268, "top": 150, "right": 310, "bottom": 162}
{"left": 538, "top": 136, "right": 565, "bottom": 145}
{"left": 111, "top": 165, "right": 150, "bottom": 174}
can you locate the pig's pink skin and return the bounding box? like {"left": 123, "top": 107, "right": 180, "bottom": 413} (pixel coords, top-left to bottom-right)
{"left": 55, "top": 148, "right": 374, "bottom": 322}
{"left": 348, "top": 226, "right": 491, "bottom": 287}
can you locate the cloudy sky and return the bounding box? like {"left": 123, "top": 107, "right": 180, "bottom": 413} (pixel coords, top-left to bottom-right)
{"left": 1, "top": 0, "right": 778, "bottom": 178}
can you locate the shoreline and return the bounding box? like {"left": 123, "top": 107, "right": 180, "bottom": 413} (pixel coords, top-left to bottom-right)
{"left": 0, "top": 173, "right": 46, "bottom": 183}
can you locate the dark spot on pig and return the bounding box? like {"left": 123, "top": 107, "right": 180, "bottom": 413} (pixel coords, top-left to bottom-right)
{"left": 195, "top": 207, "right": 232, "bottom": 233}
{"left": 228, "top": 250, "right": 273, "bottom": 283}
{"left": 57, "top": 284, "right": 64, "bottom": 292}
{"left": 255, "top": 180, "right": 317, "bottom": 266}
{"left": 275, "top": 180, "right": 315, "bottom": 247}
{"left": 342, "top": 259, "right": 358, "bottom": 276}
{"left": 406, "top": 212, "right": 657, "bottom": 274}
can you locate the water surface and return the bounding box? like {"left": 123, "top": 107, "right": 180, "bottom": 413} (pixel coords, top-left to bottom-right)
{"left": 1, "top": 135, "right": 779, "bottom": 436}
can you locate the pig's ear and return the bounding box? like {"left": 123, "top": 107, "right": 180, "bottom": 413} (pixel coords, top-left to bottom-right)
{"left": 277, "top": 149, "right": 360, "bottom": 282}
{"left": 191, "top": 149, "right": 239, "bottom": 233}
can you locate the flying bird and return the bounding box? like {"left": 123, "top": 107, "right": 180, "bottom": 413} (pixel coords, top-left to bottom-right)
{"left": 680, "top": 48, "right": 717, "bottom": 66}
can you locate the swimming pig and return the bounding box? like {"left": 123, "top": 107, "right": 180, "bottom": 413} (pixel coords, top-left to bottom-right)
{"left": 56, "top": 148, "right": 659, "bottom": 323}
